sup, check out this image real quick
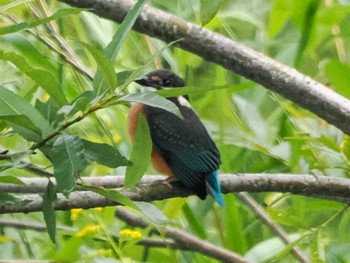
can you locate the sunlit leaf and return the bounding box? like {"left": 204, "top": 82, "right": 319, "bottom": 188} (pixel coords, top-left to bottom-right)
{"left": 134, "top": 202, "right": 170, "bottom": 225}
{"left": 0, "top": 8, "right": 83, "bottom": 35}
{"left": 0, "top": 52, "right": 67, "bottom": 106}
{"left": 124, "top": 114, "right": 152, "bottom": 188}
{"left": 119, "top": 92, "right": 181, "bottom": 118}
{"left": 199, "top": 0, "right": 221, "bottom": 26}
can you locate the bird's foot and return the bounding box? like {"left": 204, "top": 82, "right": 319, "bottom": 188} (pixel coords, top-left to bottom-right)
{"left": 152, "top": 176, "right": 178, "bottom": 188}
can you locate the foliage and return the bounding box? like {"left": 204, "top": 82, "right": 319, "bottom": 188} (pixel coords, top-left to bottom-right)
{"left": 0, "top": 0, "right": 350, "bottom": 262}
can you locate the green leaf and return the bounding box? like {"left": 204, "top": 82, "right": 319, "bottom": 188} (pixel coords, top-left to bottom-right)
{"left": 57, "top": 91, "right": 94, "bottom": 117}
{"left": 324, "top": 60, "right": 350, "bottom": 98}
{"left": 93, "top": 0, "right": 147, "bottom": 95}
{"left": 134, "top": 202, "right": 170, "bottom": 225}
{"left": 268, "top": 0, "right": 291, "bottom": 38}
{"left": 0, "top": 87, "right": 53, "bottom": 141}
{"left": 82, "top": 185, "right": 138, "bottom": 210}
{"left": 0, "top": 51, "right": 67, "bottom": 106}
{"left": 82, "top": 42, "right": 118, "bottom": 92}
{"left": 0, "top": 0, "right": 34, "bottom": 12}
{"left": 182, "top": 203, "right": 207, "bottom": 239}
{"left": 155, "top": 85, "right": 230, "bottom": 98}
{"left": 82, "top": 139, "right": 130, "bottom": 168}
{"left": 0, "top": 8, "right": 83, "bottom": 35}
{"left": 124, "top": 114, "right": 152, "bottom": 188}
{"left": 0, "top": 176, "right": 25, "bottom": 185}
{"left": 35, "top": 99, "right": 64, "bottom": 127}
{"left": 0, "top": 115, "right": 42, "bottom": 142}
{"left": 51, "top": 134, "right": 88, "bottom": 195}
{"left": 293, "top": 0, "right": 320, "bottom": 67}
{"left": 119, "top": 92, "right": 181, "bottom": 118}
{"left": 0, "top": 192, "right": 21, "bottom": 205}
{"left": 42, "top": 181, "right": 57, "bottom": 244}
{"left": 199, "top": 0, "right": 222, "bottom": 26}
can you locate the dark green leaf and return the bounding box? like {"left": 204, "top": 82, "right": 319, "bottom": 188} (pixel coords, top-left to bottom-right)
{"left": 0, "top": 192, "right": 20, "bottom": 205}
{"left": 82, "top": 139, "right": 130, "bottom": 168}
{"left": 0, "top": 87, "right": 53, "bottom": 140}
{"left": 51, "top": 134, "right": 88, "bottom": 195}
{"left": 36, "top": 99, "right": 64, "bottom": 127}
{"left": 42, "top": 181, "right": 57, "bottom": 243}
{"left": 124, "top": 114, "right": 152, "bottom": 188}
{"left": 0, "top": 115, "right": 42, "bottom": 141}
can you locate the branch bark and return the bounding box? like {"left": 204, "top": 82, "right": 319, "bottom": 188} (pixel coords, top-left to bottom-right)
{"left": 58, "top": 0, "right": 350, "bottom": 135}
{"left": 1, "top": 174, "right": 349, "bottom": 214}
{"left": 116, "top": 207, "right": 248, "bottom": 263}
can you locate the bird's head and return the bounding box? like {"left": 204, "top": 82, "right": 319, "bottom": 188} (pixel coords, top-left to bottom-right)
{"left": 135, "top": 69, "right": 185, "bottom": 90}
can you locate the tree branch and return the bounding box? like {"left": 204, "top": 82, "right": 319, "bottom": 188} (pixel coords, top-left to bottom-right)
{"left": 116, "top": 207, "right": 248, "bottom": 263}
{"left": 0, "top": 174, "right": 349, "bottom": 214}
{"left": 57, "top": 0, "right": 350, "bottom": 135}
{"left": 237, "top": 192, "right": 309, "bottom": 263}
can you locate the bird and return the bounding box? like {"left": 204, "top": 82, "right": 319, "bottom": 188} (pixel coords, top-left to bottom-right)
{"left": 127, "top": 69, "right": 224, "bottom": 206}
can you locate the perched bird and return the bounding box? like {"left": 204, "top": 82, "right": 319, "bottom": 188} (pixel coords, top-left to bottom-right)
{"left": 128, "top": 69, "right": 224, "bottom": 206}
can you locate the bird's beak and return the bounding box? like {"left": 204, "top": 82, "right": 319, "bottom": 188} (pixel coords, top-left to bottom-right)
{"left": 134, "top": 77, "right": 151, "bottom": 86}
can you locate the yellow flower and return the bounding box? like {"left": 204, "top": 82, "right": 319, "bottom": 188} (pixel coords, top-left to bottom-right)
{"left": 71, "top": 208, "right": 84, "bottom": 221}
{"left": 119, "top": 229, "right": 142, "bottom": 240}
{"left": 94, "top": 207, "right": 103, "bottom": 212}
{"left": 76, "top": 225, "right": 101, "bottom": 237}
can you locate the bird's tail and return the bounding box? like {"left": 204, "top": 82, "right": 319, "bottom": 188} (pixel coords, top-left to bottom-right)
{"left": 206, "top": 171, "right": 224, "bottom": 207}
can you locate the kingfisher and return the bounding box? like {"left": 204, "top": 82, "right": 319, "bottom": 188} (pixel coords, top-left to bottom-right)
{"left": 127, "top": 69, "right": 224, "bottom": 206}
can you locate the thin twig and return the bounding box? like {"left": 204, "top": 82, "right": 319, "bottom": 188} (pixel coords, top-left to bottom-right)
{"left": 116, "top": 207, "right": 248, "bottom": 263}
{"left": 237, "top": 192, "right": 309, "bottom": 263}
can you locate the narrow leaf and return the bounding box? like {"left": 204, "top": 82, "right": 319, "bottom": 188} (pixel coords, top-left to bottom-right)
{"left": 0, "top": 52, "right": 67, "bottom": 106}
{"left": 0, "top": 8, "right": 83, "bottom": 35}
{"left": 93, "top": 0, "right": 146, "bottom": 94}
{"left": 82, "top": 139, "right": 130, "bottom": 168}
{"left": 200, "top": 0, "right": 222, "bottom": 25}
{"left": 51, "top": 134, "right": 88, "bottom": 195}
{"left": 0, "top": 176, "right": 25, "bottom": 185}
{"left": 119, "top": 92, "right": 181, "bottom": 118}
{"left": 0, "top": 87, "right": 53, "bottom": 140}
{"left": 124, "top": 114, "right": 152, "bottom": 188}
{"left": 155, "top": 85, "right": 230, "bottom": 98}
{"left": 42, "top": 181, "right": 57, "bottom": 243}
{"left": 134, "top": 202, "right": 170, "bottom": 225}
{"left": 82, "top": 185, "right": 138, "bottom": 210}
{"left": 82, "top": 43, "right": 118, "bottom": 92}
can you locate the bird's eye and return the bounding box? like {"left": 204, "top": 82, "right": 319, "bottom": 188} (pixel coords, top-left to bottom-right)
{"left": 164, "top": 79, "right": 171, "bottom": 86}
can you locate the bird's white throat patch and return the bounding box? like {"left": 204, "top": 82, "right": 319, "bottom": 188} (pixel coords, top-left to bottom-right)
{"left": 178, "top": 96, "right": 192, "bottom": 108}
